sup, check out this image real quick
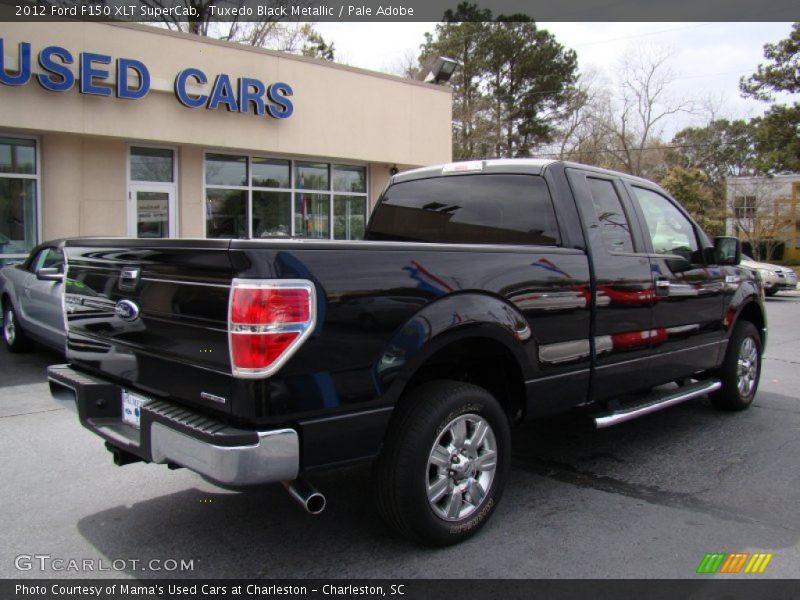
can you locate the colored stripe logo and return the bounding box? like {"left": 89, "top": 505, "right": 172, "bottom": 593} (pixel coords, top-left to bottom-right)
{"left": 696, "top": 552, "right": 773, "bottom": 574}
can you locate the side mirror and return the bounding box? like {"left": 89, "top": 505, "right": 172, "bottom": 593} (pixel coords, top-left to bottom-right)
{"left": 37, "top": 266, "right": 64, "bottom": 283}
{"left": 714, "top": 236, "right": 741, "bottom": 266}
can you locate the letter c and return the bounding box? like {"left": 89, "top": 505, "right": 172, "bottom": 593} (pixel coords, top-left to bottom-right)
{"left": 174, "top": 67, "right": 207, "bottom": 108}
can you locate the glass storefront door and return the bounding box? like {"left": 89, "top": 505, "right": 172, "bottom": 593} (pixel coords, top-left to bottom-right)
{"left": 128, "top": 185, "right": 175, "bottom": 238}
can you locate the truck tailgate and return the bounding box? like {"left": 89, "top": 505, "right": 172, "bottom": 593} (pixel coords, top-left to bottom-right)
{"left": 63, "top": 239, "right": 235, "bottom": 414}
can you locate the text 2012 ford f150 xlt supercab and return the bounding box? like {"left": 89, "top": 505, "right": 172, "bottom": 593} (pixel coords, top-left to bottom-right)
{"left": 47, "top": 159, "right": 765, "bottom": 545}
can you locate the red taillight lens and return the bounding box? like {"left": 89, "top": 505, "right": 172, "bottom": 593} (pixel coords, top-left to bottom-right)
{"left": 231, "top": 288, "right": 310, "bottom": 324}
{"left": 228, "top": 280, "right": 316, "bottom": 378}
{"left": 231, "top": 332, "right": 300, "bottom": 369}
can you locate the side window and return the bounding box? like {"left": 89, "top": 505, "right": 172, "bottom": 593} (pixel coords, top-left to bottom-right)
{"left": 367, "top": 174, "right": 560, "bottom": 246}
{"left": 632, "top": 187, "right": 699, "bottom": 260}
{"left": 587, "top": 178, "right": 634, "bottom": 253}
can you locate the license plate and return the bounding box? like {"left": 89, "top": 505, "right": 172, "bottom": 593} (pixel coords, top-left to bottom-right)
{"left": 121, "top": 390, "right": 149, "bottom": 429}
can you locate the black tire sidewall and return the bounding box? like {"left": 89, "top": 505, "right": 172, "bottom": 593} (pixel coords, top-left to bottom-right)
{"left": 715, "top": 321, "right": 761, "bottom": 410}
{"left": 391, "top": 382, "right": 510, "bottom": 546}
{"left": 3, "top": 303, "right": 18, "bottom": 350}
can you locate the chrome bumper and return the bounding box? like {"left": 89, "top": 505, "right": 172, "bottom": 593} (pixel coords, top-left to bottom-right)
{"left": 47, "top": 364, "right": 299, "bottom": 486}
{"left": 149, "top": 423, "right": 299, "bottom": 486}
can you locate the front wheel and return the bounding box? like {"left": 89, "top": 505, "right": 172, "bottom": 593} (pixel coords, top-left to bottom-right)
{"left": 2, "top": 302, "right": 29, "bottom": 353}
{"left": 711, "top": 321, "right": 762, "bottom": 411}
{"left": 375, "top": 380, "right": 510, "bottom": 546}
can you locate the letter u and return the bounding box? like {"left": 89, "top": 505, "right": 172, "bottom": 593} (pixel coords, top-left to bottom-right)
{"left": 0, "top": 39, "right": 32, "bottom": 86}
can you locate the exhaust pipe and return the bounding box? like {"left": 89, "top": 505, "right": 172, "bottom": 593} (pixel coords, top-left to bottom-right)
{"left": 282, "top": 479, "right": 326, "bottom": 515}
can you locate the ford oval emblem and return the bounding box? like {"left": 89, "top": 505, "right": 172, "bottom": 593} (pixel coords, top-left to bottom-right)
{"left": 115, "top": 299, "right": 140, "bottom": 322}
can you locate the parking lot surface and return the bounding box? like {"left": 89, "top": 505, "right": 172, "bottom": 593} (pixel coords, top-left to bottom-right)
{"left": 2, "top": 293, "right": 799, "bottom": 579}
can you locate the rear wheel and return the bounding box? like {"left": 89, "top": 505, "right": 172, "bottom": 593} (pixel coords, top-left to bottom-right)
{"left": 375, "top": 380, "right": 510, "bottom": 546}
{"left": 711, "top": 321, "right": 761, "bottom": 411}
{"left": 2, "top": 302, "right": 29, "bottom": 353}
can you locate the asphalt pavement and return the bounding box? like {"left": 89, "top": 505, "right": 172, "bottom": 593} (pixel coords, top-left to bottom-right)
{"left": 1, "top": 293, "right": 799, "bottom": 579}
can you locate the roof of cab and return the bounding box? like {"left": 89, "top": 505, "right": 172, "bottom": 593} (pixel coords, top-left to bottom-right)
{"left": 391, "top": 158, "right": 658, "bottom": 189}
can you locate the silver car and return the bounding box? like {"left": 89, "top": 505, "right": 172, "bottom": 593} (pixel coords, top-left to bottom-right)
{"left": 0, "top": 241, "right": 66, "bottom": 353}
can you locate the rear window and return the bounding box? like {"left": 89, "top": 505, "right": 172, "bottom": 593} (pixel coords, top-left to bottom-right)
{"left": 366, "top": 174, "right": 560, "bottom": 246}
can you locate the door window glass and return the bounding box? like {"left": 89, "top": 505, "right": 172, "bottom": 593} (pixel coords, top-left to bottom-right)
{"left": 130, "top": 147, "right": 174, "bottom": 182}
{"left": 633, "top": 186, "right": 699, "bottom": 259}
{"left": 587, "top": 178, "right": 634, "bottom": 253}
{"left": 135, "top": 191, "right": 170, "bottom": 238}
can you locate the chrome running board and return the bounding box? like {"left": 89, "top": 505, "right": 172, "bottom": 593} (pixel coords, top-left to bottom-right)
{"left": 594, "top": 379, "right": 722, "bottom": 429}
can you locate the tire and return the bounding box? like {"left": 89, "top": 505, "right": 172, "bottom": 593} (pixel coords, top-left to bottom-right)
{"left": 375, "top": 380, "right": 511, "bottom": 546}
{"left": 765, "top": 289, "right": 778, "bottom": 297}
{"left": 2, "top": 301, "right": 29, "bottom": 353}
{"left": 711, "top": 321, "right": 762, "bottom": 411}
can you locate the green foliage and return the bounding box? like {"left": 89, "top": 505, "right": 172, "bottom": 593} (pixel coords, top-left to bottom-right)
{"left": 420, "top": 2, "right": 578, "bottom": 159}
{"left": 660, "top": 166, "right": 726, "bottom": 236}
{"left": 298, "top": 24, "right": 335, "bottom": 61}
{"left": 740, "top": 22, "right": 799, "bottom": 101}
{"left": 740, "top": 22, "right": 799, "bottom": 174}
{"left": 750, "top": 104, "right": 800, "bottom": 173}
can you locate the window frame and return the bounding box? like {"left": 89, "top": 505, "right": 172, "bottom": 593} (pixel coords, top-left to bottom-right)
{"left": 0, "top": 133, "right": 41, "bottom": 265}
{"left": 202, "top": 150, "right": 369, "bottom": 240}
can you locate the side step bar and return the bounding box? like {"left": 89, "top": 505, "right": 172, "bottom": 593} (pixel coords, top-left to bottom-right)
{"left": 594, "top": 379, "right": 722, "bottom": 429}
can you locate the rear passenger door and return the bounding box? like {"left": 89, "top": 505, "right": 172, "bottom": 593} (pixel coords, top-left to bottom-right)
{"left": 624, "top": 184, "right": 726, "bottom": 385}
{"left": 566, "top": 169, "right": 656, "bottom": 401}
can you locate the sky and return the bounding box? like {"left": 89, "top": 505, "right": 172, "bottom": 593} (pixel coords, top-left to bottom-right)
{"left": 315, "top": 22, "right": 795, "bottom": 135}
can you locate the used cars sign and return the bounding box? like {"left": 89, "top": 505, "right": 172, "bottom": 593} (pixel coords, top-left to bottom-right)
{"left": 0, "top": 38, "right": 294, "bottom": 119}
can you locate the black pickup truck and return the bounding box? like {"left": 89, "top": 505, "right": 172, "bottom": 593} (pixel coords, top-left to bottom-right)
{"left": 48, "top": 159, "right": 765, "bottom": 545}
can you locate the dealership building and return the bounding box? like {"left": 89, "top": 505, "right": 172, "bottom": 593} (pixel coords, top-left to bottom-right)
{"left": 0, "top": 22, "right": 452, "bottom": 264}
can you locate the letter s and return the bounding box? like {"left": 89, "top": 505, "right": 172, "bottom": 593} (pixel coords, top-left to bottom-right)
{"left": 267, "top": 82, "right": 293, "bottom": 119}
{"left": 37, "top": 46, "right": 75, "bottom": 92}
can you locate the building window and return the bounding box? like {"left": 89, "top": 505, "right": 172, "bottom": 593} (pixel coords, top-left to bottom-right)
{"left": 734, "top": 195, "right": 756, "bottom": 219}
{"left": 204, "top": 154, "right": 367, "bottom": 240}
{"left": 0, "top": 136, "right": 38, "bottom": 265}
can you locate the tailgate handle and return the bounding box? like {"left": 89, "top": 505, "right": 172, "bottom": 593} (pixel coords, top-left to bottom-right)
{"left": 119, "top": 267, "right": 141, "bottom": 291}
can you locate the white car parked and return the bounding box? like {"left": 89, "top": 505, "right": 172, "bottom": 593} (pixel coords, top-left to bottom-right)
{"left": 740, "top": 255, "right": 798, "bottom": 296}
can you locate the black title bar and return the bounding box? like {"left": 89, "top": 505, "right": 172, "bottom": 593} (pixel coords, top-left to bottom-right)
{"left": 0, "top": 0, "right": 798, "bottom": 22}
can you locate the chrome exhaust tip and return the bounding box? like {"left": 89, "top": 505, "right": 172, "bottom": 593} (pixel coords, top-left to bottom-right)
{"left": 282, "top": 479, "right": 326, "bottom": 515}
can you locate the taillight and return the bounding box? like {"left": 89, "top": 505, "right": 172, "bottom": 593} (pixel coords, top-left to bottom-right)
{"left": 228, "top": 279, "right": 316, "bottom": 378}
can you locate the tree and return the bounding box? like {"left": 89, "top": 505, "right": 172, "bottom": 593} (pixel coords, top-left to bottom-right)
{"left": 552, "top": 46, "right": 695, "bottom": 180}
{"left": 740, "top": 22, "right": 799, "bottom": 173}
{"left": 593, "top": 46, "right": 694, "bottom": 179}
{"left": 418, "top": 3, "right": 579, "bottom": 159}
{"left": 136, "top": 0, "right": 335, "bottom": 60}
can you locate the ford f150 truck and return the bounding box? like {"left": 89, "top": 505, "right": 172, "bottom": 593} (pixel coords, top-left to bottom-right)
{"left": 47, "top": 159, "right": 765, "bottom": 546}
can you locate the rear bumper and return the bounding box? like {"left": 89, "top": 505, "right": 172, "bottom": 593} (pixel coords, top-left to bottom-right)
{"left": 47, "top": 364, "right": 299, "bottom": 486}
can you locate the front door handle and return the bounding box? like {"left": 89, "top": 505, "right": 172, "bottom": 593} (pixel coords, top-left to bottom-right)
{"left": 655, "top": 277, "right": 670, "bottom": 297}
